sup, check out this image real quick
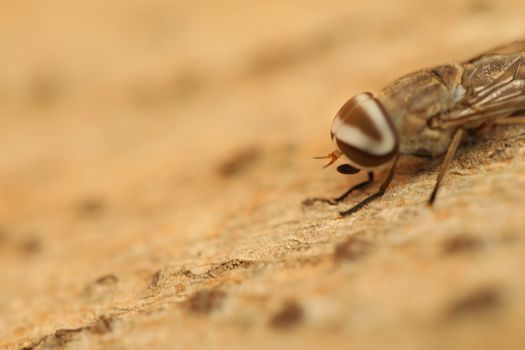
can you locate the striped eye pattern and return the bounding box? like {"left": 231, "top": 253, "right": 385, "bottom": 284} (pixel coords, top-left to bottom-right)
{"left": 331, "top": 93, "right": 399, "bottom": 169}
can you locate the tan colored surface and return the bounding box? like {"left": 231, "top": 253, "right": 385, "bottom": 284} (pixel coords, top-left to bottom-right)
{"left": 1, "top": 1, "right": 525, "bottom": 349}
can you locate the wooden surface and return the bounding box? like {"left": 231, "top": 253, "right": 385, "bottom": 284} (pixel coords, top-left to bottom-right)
{"left": 1, "top": 1, "right": 525, "bottom": 349}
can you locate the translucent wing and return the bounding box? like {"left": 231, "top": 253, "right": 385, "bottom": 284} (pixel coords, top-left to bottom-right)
{"left": 431, "top": 45, "right": 525, "bottom": 129}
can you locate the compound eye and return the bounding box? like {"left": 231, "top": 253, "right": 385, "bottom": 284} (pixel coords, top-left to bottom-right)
{"left": 331, "top": 93, "right": 398, "bottom": 169}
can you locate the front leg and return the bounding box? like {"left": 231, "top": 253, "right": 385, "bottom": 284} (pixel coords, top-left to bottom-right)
{"left": 340, "top": 155, "right": 399, "bottom": 216}
{"left": 332, "top": 172, "right": 374, "bottom": 203}
{"left": 302, "top": 172, "right": 374, "bottom": 206}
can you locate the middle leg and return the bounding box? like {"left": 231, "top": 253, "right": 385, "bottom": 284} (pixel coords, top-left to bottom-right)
{"left": 428, "top": 128, "right": 465, "bottom": 205}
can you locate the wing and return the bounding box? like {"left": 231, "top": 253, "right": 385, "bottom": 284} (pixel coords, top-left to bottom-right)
{"left": 430, "top": 46, "right": 525, "bottom": 129}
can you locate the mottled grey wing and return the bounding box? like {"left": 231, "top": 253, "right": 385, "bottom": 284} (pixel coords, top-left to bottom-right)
{"left": 433, "top": 50, "right": 525, "bottom": 129}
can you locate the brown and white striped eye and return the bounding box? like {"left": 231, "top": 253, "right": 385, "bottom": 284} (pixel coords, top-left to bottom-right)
{"left": 331, "top": 93, "right": 398, "bottom": 169}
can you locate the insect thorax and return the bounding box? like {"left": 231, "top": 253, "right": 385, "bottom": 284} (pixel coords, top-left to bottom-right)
{"left": 379, "top": 64, "right": 465, "bottom": 157}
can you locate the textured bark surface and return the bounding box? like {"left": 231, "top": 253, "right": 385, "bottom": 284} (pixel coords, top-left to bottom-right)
{"left": 1, "top": 1, "right": 525, "bottom": 349}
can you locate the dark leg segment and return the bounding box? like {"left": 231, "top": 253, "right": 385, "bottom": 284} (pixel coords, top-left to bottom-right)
{"left": 339, "top": 155, "right": 399, "bottom": 217}
{"left": 333, "top": 172, "right": 374, "bottom": 203}
{"left": 302, "top": 172, "right": 374, "bottom": 206}
{"left": 428, "top": 128, "right": 465, "bottom": 205}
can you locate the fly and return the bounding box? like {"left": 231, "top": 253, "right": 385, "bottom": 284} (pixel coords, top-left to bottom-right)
{"left": 308, "top": 40, "right": 525, "bottom": 216}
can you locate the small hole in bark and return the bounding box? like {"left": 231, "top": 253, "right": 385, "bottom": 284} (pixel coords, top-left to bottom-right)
{"left": 0, "top": 226, "right": 8, "bottom": 244}
{"left": 89, "top": 315, "right": 114, "bottom": 335}
{"left": 217, "top": 147, "right": 261, "bottom": 177}
{"left": 82, "top": 274, "right": 119, "bottom": 298}
{"left": 19, "top": 236, "right": 43, "bottom": 255}
{"left": 94, "top": 274, "right": 119, "bottom": 285}
{"left": 269, "top": 301, "right": 304, "bottom": 329}
{"left": 185, "top": 289, "right": 226, "bottom": 314}
{"left": 77, "top": 197, "right": 106, "bottom": 218}
{"left": 52, "top": 328, "right": 83, "bottom": 347}
{"left": 334, "top": 236, "right": 374, "bottom": 262}
{"left": 445, "top": 286, "right": 502, "bottom": 319}
{"left": 442, "top": 234, "right": 483, "bottom": 255}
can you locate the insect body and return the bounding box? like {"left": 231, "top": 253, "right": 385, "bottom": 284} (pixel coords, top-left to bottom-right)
{"left": 313, "top": 40, "right": 525, "bottom": 216}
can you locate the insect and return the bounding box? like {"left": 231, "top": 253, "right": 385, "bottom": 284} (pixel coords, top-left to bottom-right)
{"left": 308, "top": 40, "right": 525, "bottom": 217}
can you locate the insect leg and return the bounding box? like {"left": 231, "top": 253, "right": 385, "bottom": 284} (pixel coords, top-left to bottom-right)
{"left": 302, "top": 172, "right": 374, "bottom": 206}
{"left": 428, "top": 128, "right": 465, "bottom": 205}
{"left": 339, "top": 155, "right": 399, "bottom": 217}
{"left": 333, "top": 172, "right": 374, "bottom": 203}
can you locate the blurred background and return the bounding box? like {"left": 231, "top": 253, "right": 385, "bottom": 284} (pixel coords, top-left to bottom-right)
{"left": 1, "top": 0, "right": 525, "bottom": 349}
